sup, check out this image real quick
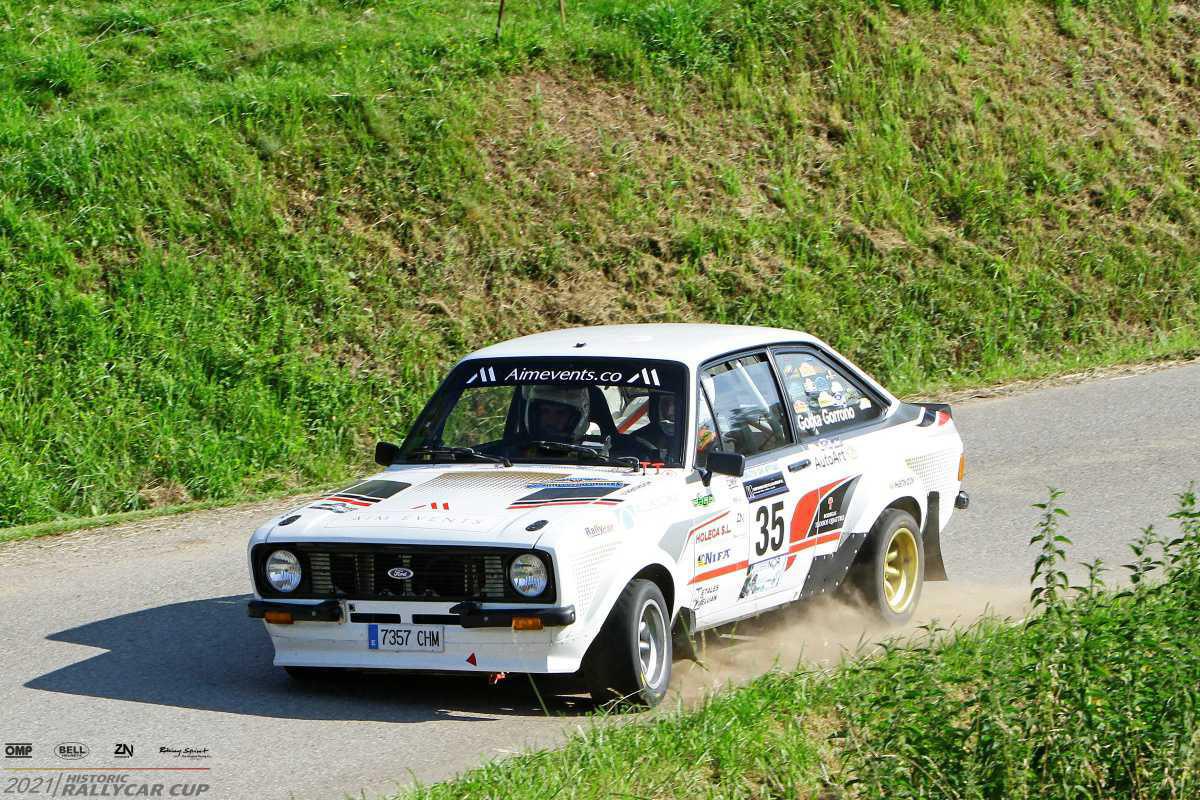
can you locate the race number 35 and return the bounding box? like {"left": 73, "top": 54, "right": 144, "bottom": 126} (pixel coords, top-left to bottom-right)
{"left": 755, "top": 501, "right": 785, "bottom": 556}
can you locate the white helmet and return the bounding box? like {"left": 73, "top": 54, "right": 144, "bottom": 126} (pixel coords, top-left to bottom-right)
{"left": 523, "top": 386, "right": 591, "bottom": 441}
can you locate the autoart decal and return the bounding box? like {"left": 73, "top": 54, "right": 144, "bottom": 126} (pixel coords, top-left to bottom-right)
{"left": 784, "top": 475, "right": 861, "bottom": 568}
{"left": 508, "top": 478, "right": 628, "bottom": 509}
{"left": 310, "top": 479, "right": 411, "bottom": 512}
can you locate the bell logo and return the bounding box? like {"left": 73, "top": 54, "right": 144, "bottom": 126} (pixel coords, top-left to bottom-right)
{"left": 54, "top": 742, "right": 90, "bottom": 760}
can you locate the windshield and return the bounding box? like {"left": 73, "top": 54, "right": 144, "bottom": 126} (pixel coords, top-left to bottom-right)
{"left": 400, "top": 358, "right": 689, "bottom": 467}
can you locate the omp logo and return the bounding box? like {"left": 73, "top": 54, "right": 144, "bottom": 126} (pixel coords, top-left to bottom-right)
{"left": 627, "top": 367, "right": 661, "bottom": 386}
{"left": 55, "top": 742, "right": 89, "bottom": 760}
{"left": 386, "top": 567, "right": 414, "bottom": 580}
{"left": 465, "top": 366, "right": 498, "bottom": 384}
{"left": 114, "top": 743, "right": 134, "bottom": 758}
{"left": 4, "top": 743, "right": 32, "bottom": 759}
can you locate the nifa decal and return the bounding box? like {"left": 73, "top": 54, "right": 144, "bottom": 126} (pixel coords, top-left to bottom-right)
{"left": 743, "top": 472, "right": 788, "bottom": 503}
{"left": 310, "top": 479, "right": 410, "bottom": 512}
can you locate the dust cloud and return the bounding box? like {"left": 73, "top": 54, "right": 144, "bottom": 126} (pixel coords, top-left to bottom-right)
{"left": 667, "top": 582, "right": 1031, "bottom": 704}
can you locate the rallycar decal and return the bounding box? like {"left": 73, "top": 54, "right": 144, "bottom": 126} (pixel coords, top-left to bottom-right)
{"left": 738, "top": 553, "right": 787, "bottom": 599}
{"left": 310, "top": 479, "right": 411, "bottom": 512}
{"left": 785, "top": 475, "right": 861, "bottom": 569}
{"left": 508, "top": 478, "right": 628, "bottom": 510}
{"left": 743, "top": 471, "right": 788, "bottom": 503}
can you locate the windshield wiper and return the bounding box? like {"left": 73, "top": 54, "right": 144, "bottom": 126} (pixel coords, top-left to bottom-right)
{"left": 409, "top": 446, "right": 511, "bottom": 467}
{"left": 526, "top": 440, "right": 641, "bottom": 471}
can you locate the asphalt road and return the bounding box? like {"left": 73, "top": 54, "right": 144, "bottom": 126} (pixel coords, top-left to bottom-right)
{"left": 1, "top": 362, "right": 1197, "bottom": 800}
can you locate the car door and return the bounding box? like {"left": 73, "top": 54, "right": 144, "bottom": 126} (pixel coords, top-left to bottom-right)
{"left": 692, "top": 351, "right": 800, "bottom": 623}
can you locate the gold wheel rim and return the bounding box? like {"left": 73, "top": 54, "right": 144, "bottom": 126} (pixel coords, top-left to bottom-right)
{"left": 883, "top": 527, "right": 919, "bottom": 613}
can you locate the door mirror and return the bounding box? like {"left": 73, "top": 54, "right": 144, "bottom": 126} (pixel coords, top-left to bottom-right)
{"left": 374, "top": 441, "right": 401, "bottom": 466}
{"left": 706, "top": 451, "right": 745, "bottom": 479}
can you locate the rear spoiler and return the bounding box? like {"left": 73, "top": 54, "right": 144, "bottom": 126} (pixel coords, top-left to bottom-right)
{"left": 916, "top": 402, "right": 953, "bottom": 427}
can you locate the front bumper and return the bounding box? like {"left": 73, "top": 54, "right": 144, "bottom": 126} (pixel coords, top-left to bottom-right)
{"left": 248, "top": 599, "right": 587, "bottom": 674}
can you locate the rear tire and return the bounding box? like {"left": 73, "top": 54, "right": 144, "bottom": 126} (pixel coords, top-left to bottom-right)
{"left": 848, "top": 509, "right": 924, "bottom": 625}
{"left": 583, "top": 579, "right": 672, "bottom": 708}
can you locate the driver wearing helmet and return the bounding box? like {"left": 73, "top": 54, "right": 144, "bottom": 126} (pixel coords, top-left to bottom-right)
{"left": 522, "top": 385, "right": 592, "bottom": 446}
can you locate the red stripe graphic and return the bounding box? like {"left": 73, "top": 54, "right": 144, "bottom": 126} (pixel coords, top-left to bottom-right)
{"left": 788, "top": 531, "right": 841, "bottom": 553}
{"left": 327, "top": 496, "right": 371, "bottom": 506}
{"left": 689, "top": 559, "right": 749, "bottom": 585}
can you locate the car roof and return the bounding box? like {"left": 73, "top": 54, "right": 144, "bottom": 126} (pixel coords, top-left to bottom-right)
{"left": 460, "top": 324, "right": 823, "bottom": 369}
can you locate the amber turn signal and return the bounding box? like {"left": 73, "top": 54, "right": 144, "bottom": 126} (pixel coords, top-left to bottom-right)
{"left": 958, "top": 454, "right": 966, "bottom": 481}
{"left": 264, "top": 610, "right": 294, "bottom": 625}
{"left": 512, "top": 616, "right": 544, "bottom": 631}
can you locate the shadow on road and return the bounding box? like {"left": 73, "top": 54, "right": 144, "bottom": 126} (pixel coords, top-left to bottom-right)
{"left": 26, "top": 594, "right": 593, "bottom": 722}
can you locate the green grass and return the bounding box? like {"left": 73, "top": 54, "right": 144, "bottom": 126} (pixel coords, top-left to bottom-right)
{"left": 396, "top": 487, "right": 1200, "bottom": 799}
{"left": 2, "top": 0, "right": 1199, "bottom": 526}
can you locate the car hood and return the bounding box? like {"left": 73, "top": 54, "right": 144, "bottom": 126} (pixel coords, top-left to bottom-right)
{"left": 264, "top": 464, "right": 660, "bottom": 547}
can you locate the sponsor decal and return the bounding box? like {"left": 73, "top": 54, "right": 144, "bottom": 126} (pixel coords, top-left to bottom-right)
{"left": 696, "top": 547, "right": 733, "bottom": 569}
{"left": 890, "top": 475, "right": 915, "bottom": 489}
{"left": 412, "top": 502, "right": 451, "bottom": 510}
{"left": 784, "top": 475, "right": 862, "bottom": 568}
{"left": 584, "top": 522, "right": 614, "bottom": 538}
{"left": 693, "top": 584, "right": 720, "bottom": 609}
{"left": 795, "top": 406, "right": 858, "bottom": 432}
{"left": 386, "top": 567, "right": 415, "bottom": 580}
{"left": 310, "top": 479, "right": 410, "bottom": 512}
{"left": 811, "top": 438, "right": 853, "bottom": 469}
{"left": 691, "top": 490, "right": 715, "bottom": 507}
{"left": 743, "top": 472, "right": 788, "bottom": 503}
{"left": 527, "top": 479, "right": 626, "bottom": 490}
{"left": 4, "top": 743, "right": 32, "bottom": 759}
{"left": 738, "top": 554, "right": 787, "bottom": 599}
{"left": 55, "top": 742, "right": 90, "bottom": 761}
{"left": 114, "top": 743, "right": 134, "bottom": 759}
{"left": 159, "top": 746, "right": 211, "bottom": 760}
{"left": 508, "top": 479, "right": 627, "bottom": 510}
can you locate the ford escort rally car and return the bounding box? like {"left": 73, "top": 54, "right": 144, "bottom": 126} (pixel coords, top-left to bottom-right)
{"left": 247, "top": 324, "right": 969, "bottom": 706}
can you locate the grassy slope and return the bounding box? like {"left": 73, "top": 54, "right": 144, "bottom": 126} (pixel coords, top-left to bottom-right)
{"left": 1, "top": 0, "right": 1198, "bottom": 526}
{"left": 399, "top": 492, "right": 1200, "bottom": 799}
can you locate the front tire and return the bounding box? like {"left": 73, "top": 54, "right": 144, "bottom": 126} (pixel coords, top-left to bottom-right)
{"left": 583, "top": 579, "right": 672, "bottom": 708}
{"left": 849, "top": 509, "right": 924, "bottom": 625}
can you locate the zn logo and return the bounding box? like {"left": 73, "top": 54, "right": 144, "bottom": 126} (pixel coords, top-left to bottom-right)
{"left": 114, "top": 744, "right": 134, "bottom": 758}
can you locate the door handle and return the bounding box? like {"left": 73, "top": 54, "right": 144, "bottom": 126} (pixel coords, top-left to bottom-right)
{"left": 788, "top": 459, "right": 811, "bottom": 472}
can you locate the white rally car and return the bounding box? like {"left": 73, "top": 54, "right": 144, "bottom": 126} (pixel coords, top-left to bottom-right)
{"left": 247, "top": 324, "right": 968, "bottom": 706}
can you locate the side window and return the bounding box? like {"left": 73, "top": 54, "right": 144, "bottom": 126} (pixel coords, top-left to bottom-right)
{"left": 701, "top": 353, "right": 791, "bottom": 457}
{"left": 775, "top": 351, "right": 883, "bottom": 437}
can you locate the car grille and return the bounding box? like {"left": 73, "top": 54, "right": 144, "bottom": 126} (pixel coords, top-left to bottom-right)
{"left": 253, "top": 544, "right": 551, "bottom": 603}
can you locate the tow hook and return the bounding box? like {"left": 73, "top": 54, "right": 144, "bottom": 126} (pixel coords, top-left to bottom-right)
{"left": 487, "top": 672, "right": 508, "bottom": 685}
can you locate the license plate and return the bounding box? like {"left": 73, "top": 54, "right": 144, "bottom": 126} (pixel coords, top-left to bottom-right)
{"left": 367, "top": 624, "right": 444, "bottom": 653}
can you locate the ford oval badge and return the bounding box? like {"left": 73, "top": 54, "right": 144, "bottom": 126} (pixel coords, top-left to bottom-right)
{"left": 386, "top": 567, "right": 414, "bottom": 581}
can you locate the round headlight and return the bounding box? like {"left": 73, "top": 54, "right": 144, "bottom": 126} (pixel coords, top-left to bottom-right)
{"left": 265, "top": 550, "right": 302, "bottom": 593}
{"left": 509, "top": 553, "right": 548, "bottom": 597}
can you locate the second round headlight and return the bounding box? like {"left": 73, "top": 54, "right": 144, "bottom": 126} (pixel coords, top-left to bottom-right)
{"left": 509, "top": 553, "right": 548, "bottom": 597}
{"left": 265, "top": 549, "right": 302, "bottom": 592}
